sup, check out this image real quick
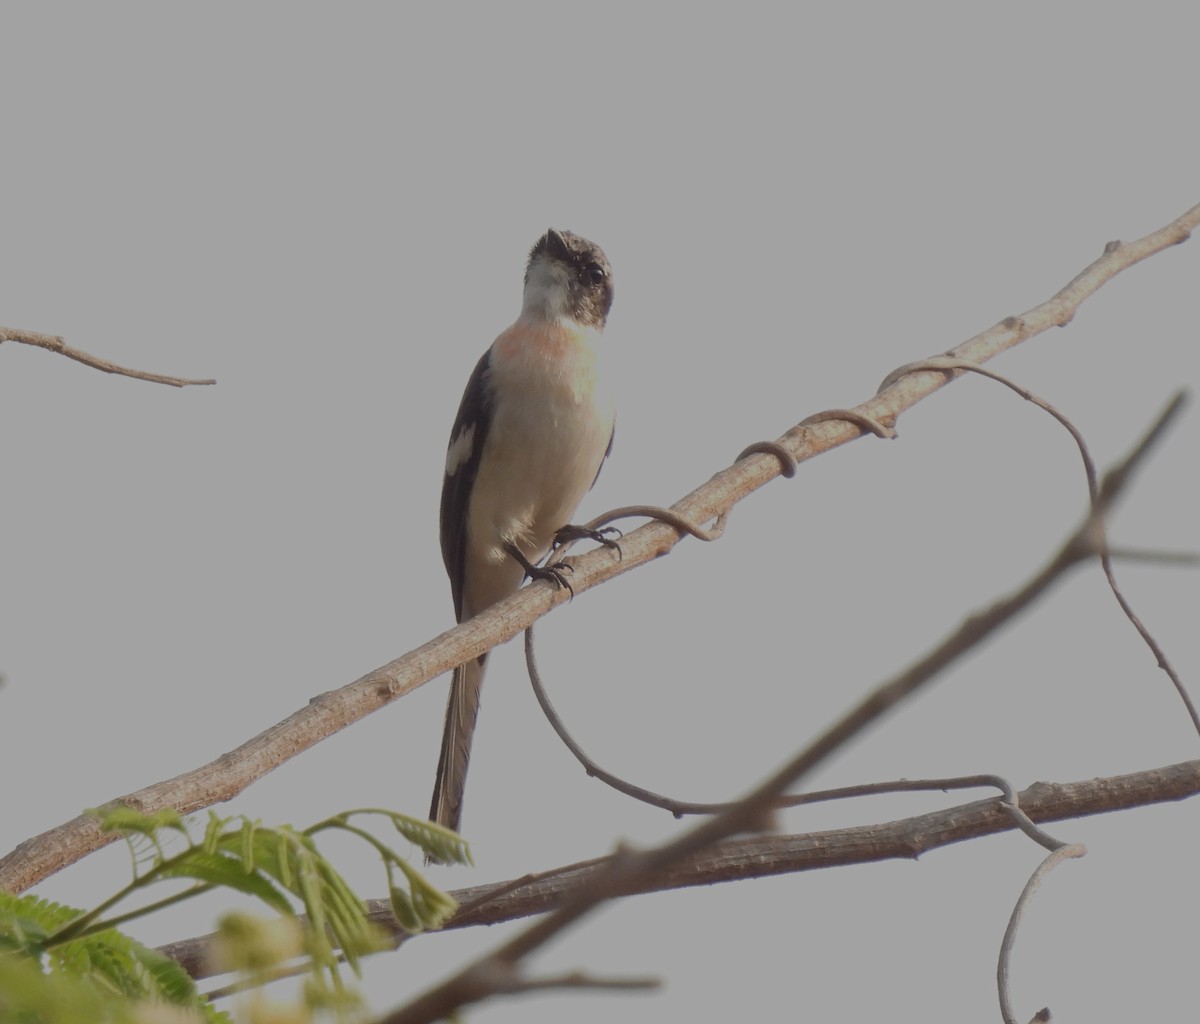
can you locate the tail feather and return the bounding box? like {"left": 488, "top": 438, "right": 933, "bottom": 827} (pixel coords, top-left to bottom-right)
{"left": 428, "top": 657, "right": 486, "bottom": 842}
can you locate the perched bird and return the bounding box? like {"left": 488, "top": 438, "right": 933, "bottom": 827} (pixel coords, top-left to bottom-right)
{"left": 430, "top": 228, "right": 617, "bottom": 838}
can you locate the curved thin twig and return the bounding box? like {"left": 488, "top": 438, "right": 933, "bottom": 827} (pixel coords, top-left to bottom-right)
{"left": 886, "top": 357, "right": 1098, "bottom": 499}
{"left": 579, "top": 504, "right": 728, "bottom": 544}
{"left": 525, "top": 623, "right": 716, "bottom": 814}
{"left": 1096, "top": 554, "right": 1199, "bottom": 734}
{"left": 528, "top": 616, "right": 1073, "bottom": 850}
{"left": 798, "top": 407, "right": 897, "bottom": 439}
{"left": 997, "top": 844, "right": 1088, "bottom": 1024}
{"left": 895, "top": 358, "right": 1198, "bottom": 737}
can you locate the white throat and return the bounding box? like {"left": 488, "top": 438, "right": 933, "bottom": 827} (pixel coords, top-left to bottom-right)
{"left": 521, "top": 255, "right": 575, "bottom": 322}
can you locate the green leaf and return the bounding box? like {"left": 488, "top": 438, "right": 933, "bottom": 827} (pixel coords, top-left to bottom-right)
{"left": 0, "top": 912, "right": 52, "bottom": 956}
{"left": 0, "top": 954, "right": 127, "bottom": 1024}
{"left": 1, "top": 891, "right": 81, "bottom": 956}
{"left": 388, "top": 885, "right": 422, "bottom": 934}
{"left": 210, "top": 912, "right": 305, "bottom": 977}
{"left": 389, "top": 814, "right": 473, "bottom": 866}
{"left": 1, "top": 891, "right": 220, "bottom": 1021}
{"left": 408, "top": 873, "right": 458, "bottom": 931}
{"left": 202, "top": 811, "right": 226, "bottom": 855}
{"left": 17, "top": 803, "right": 458, "bottom": 1016}
{"left": 392, "top": 858, "right": 458, "bottom": 932}
{"left": 239, "top": 817, "right": 256, "bottom": 873}
{"left": 91, "top": 804, "right": 188, "bottom": 839}
{"left": 156, "top": 851, "right": 293, "bottom": 916}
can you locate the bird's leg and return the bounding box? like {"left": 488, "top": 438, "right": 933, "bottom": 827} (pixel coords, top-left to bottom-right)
{"left": 505, "top": 542, "right": 575, "bottom": 598}
{"left": 551, "top": 523, "right": 623, "bottom": 559}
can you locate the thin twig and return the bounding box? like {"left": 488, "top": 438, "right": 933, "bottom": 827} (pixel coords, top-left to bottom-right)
{"left": 1098, "top": 551, "right": 1199, "bottom": 734}
{"left": 1104, "top": 547, "right": 1200, "bottom": 566}
{"left": 3, "top": 204, "right": 1196, "bottom": 896}
{"left": 1, "top": 324, "right": 216, "bottom": 387}
{"left": 485, "top": 969, "right": 660, "bottom": 996}
{"left": 897, "top": 358, "right": 1199, "bottom": 738}
{"left": 529, "top": 618, "right": 1077, "bottom": 850}
{"left": 997, "top": 844, "right": 1087, "bottom": 1024}
{"left": 525, "top": 622, "right": 721, "bottom": 814}
{"left": 885, "top": 357, "right": 1098, "bottom": 499}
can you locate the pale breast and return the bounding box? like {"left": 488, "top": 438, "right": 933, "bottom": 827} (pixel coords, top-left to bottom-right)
{"left": 468, "top": 316, "right": 615, "bottom": 568}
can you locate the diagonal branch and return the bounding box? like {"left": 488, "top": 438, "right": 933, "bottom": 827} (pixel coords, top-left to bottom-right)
{"left": 1, "top": 203, "right": 1196, "bottom": 896}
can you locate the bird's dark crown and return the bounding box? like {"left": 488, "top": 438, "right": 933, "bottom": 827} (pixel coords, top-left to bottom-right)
{"left": 525, "top": 228, "right": 614, "bottom": 327}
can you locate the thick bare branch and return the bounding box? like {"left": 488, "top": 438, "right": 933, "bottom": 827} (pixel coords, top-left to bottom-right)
{"left": 159, "top": 759, "right": 1200, "bottom": 981}
{"left": 1, "top": 203, "right": 1196, "bottom": 896}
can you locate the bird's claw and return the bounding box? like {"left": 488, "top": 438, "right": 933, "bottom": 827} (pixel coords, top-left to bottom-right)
{"left": 527, "top": 560, "right": 575, "bottom": 599}
{"left": 552, "top": 524, "right": 623, "bottom": 560}
{"left": 505, "top": 542, "right": 578, "bottom": 598}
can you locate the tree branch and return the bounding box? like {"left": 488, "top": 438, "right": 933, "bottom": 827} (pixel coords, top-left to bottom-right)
{"left": 158, "top": 759, "right": 1200, "bottom": 981}
{"left": 0, "top": 324, "right": 216, "bottom": 387}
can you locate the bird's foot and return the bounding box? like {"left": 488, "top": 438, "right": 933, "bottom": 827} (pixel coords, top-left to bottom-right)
{"left": 552, "top": 523, "right": 623, "bottom": 560}
{"left": 505, "top": 543, "right": 577, "bottom": 598}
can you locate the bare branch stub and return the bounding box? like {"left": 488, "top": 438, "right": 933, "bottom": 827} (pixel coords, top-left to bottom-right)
{"left": 0, "top": 324, "right": 215, "bottom": 387}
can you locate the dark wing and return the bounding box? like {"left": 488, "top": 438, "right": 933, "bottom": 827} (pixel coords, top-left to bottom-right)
{"left": 590, "top": 420, "right": 615, "bottom": 490}
{"left": 439, "top": 349, "right": 494, "bottom": 621}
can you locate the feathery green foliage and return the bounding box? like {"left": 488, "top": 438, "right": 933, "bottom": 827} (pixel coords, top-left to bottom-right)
{"left": 0, "top": 889, "right": 226, "bottom": 1023}
{"left": 0, "top": 805, "right": 468, "bottom": 1022}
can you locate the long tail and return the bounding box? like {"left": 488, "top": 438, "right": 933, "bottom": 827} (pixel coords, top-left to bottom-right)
{"left": 428, "top": 656, "right": 486, "bottom": 840}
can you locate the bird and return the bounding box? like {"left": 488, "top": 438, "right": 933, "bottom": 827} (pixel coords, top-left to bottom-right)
{"left": 430, "top": 227, "right": 617, "bottom": 840}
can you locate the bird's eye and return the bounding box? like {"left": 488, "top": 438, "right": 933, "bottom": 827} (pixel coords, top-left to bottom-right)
{"left": 584, "top": 262, "right": 606, "bottom": 284}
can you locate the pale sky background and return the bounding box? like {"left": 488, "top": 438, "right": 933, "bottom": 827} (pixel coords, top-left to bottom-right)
{"left": 2, "top": 5, "right": 1198, "bottom": 1022}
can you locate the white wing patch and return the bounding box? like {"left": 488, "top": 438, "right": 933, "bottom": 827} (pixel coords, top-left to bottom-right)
{"left": 445, "top": 423, "right": 475, "bottom": 476}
